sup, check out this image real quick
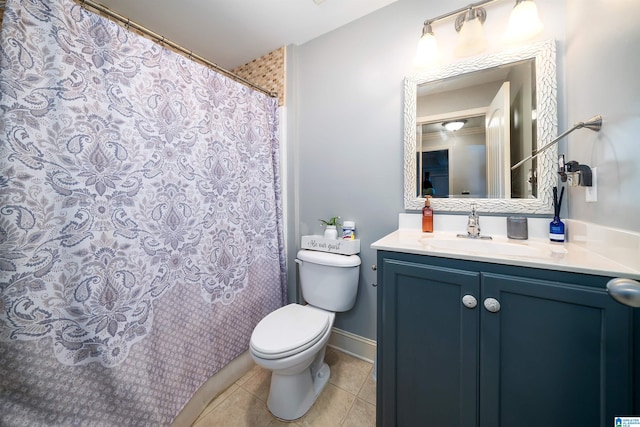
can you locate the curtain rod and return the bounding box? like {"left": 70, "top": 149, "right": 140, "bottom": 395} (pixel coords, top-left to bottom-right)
{"left": 74, "top": 0, "right": 278, "bottom": 99}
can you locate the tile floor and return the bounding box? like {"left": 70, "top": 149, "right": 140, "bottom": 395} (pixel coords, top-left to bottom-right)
{"left": 192, "top": 347, "right": 376, "bottom": 427}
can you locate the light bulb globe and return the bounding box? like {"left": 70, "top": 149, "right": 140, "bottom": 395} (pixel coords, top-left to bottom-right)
{"left": 414, "top": 32, "right": 440, "bottom": 68}
{"left": 455, "top": 17, "right": 487, "bottom": 57}
{"left": 505, "top": 0, "right": 544, "bottom": 44}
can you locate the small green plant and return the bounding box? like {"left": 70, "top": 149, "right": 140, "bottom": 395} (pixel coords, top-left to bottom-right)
{"left": 319, "top": 216, "right": 341, "bottom": 227}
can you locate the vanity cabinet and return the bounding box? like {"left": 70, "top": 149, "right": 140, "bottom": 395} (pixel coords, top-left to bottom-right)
{"left": 376, "top": 250, "right": 635, "bottom": 427}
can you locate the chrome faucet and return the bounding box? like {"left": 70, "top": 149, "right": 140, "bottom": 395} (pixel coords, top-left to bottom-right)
{"left": 457, "top": 203, "right": 492, "bottom": 240}
{"left": 466, "top": 203, "right": 480, "bottom": 238}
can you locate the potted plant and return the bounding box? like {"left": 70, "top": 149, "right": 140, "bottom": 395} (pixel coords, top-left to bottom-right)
{"left": 319, "top": 216, "right": 341, "bottom": 239}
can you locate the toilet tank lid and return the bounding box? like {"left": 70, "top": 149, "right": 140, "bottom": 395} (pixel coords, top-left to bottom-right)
{"left": 297, "top": 249, "right": 361, "bottom": 267}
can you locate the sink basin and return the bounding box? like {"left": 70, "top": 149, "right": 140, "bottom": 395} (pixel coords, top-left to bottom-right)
{"left": 420, "top": 237, "right": 566, "bottom": 258}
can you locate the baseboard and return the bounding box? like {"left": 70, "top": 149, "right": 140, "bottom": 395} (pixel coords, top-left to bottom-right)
{"left": 327, "top": 327, "right": 377, "bottom": 364}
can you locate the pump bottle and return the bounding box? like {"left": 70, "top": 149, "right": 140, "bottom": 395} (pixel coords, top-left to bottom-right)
{"left": 422, "top": 196, "right": 433, "bottom": 233}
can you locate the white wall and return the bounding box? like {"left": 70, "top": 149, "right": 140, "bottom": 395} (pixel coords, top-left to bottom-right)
{"left": 289, "top": 0, "right": 640, "bottom": 340}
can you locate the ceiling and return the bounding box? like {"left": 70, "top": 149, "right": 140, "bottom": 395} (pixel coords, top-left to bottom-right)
{"left": 421, "top": 115, "right": 485, "bottom": 136}
{"left": 93, "top": 0, "right": 399, "bottom": 70}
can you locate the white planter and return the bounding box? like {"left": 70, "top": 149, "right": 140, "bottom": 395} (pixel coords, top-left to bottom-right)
{"left": 323, "top": 225, "right": 338, "bottom": 239}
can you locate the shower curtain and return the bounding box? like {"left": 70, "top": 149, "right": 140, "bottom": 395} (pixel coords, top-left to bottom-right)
{"left": 0, "top": 0, "right": 286, "bottom": 425}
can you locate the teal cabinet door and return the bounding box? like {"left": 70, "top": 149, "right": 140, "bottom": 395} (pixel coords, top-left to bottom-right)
{"left": 378, "top": 257, "right": 480, "bottom": 427}
{"left": 480, "top": 273, "right": 633, "bottom": 427}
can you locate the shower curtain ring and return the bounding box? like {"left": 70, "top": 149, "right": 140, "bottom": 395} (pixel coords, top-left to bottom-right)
{"left": 126, "top": 19, "right": 130, "bottom": 29}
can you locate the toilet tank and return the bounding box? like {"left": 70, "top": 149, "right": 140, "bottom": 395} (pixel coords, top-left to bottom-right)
{"left": 296, "top": 250, "right": 361, "bottom": 312}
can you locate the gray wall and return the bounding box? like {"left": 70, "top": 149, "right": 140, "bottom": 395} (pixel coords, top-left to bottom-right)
{"left": 564, "top": 0, "right": 640, "bottom": 231}
{"left": 286, "top": 0, "right": 639, "bottom": 340}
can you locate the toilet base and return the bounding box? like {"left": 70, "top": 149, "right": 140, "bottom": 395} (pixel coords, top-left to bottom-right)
{"left": 267, "top": 362, "right": 331, "bottom": 421}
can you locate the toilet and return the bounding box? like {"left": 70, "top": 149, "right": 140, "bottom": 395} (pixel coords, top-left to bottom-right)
{"left": 249, "top": 249, "right": 361, "bottom": 420}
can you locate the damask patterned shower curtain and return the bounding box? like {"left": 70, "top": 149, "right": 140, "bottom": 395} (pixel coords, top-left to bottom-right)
{"left": 0, "top": 0, "right": 286, "bottom": 425}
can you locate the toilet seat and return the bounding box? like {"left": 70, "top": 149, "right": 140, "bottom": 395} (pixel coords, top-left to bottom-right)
{"left": 250, "top": 304, "right": 331, "bottom": 360}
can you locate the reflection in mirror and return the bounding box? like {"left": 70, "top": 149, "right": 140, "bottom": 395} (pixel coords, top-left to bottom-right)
{"left": 418, "top": 115, "right": 486, "bottom": 198}
{"left": 404, "top": 40, "right": 557, "bottom": 214}
{"left": 416, "top": 60, "right": 536, "bottom": 199}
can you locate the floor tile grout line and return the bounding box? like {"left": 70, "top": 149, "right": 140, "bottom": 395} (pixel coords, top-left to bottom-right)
{"left": 238, "top": 381, "right": 266, "bottom": 404}
{"left": 194, "top": 383, "right": 240, "bottom": 424}
{"left": 355, "top": 364, "right": 374, "bottom": 397}
{"left": 235, "top": 367, "right": 259, "bottom": 387}
{"left": 328, "top": 363, "right": 374, "bottom": 399}
{"left": 339, "top": 391, "right": 360, "bottom": 427}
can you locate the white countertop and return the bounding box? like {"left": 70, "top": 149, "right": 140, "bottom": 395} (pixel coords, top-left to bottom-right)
{"left": 371, "top": 215, "right": 640, "bottom": 280}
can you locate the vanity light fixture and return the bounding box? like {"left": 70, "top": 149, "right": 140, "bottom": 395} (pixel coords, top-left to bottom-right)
{"left": 414, "top": 0, "right": 544, "bottom": 67}
{"left": 443, "top": 119, "right": 467, "bottom": 132}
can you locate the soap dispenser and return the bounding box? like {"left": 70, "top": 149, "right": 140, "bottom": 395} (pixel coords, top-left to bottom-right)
{"left": 422, "top": 196, "right": 433, "bottom": 233}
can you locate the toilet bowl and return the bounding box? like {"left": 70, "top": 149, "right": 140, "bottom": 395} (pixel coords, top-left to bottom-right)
{"left": 250, "top": 303, "right": 335, "bottom": 420}
{"left": 249, "top": 249, "right": 361, "bottom": 420}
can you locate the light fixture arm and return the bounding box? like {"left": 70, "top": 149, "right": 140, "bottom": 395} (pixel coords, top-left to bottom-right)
{"left": 420, "top": 0, "right": 498, "bottom": 30}
{"left": 421, "top": 21, "right": 434, "bottom": 36}
{"left": 510, "top": 115, "right": 602, "bottom": 171}
{"left": 455, "top": 7, "right": 487, "bottom": 32}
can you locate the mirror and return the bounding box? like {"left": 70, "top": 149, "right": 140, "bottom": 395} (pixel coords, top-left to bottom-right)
{"left": 404, "top": 40, "right": 557, "bottom": 214}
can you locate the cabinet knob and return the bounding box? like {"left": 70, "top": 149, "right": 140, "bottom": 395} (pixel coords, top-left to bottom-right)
{"left": 462, "top": 294, "right": 478, "bottom": 309}
{"left": 483, "top": 298, "right": 501, "bottom": 313}
{"left": 606, "top": 278, "right": 640, "bottom": 307}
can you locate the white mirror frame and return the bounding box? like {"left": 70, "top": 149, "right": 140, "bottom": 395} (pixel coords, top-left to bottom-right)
{"left": 404, "top": 39, "right": 557, "bottom": 213}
